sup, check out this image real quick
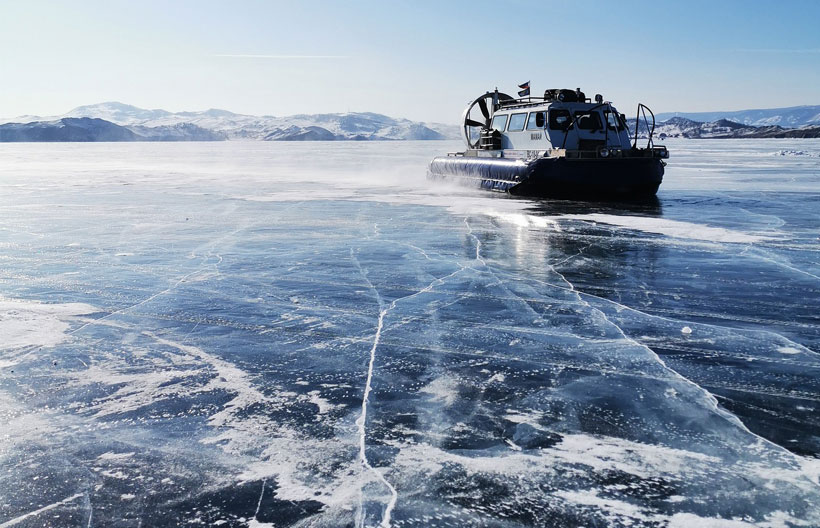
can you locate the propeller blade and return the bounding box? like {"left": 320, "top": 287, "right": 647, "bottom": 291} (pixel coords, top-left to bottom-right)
{"left": 465, "top": 118, "right": 486, "bottom": 128}
{"left": 478, "top": 97, "right": 490, "bottom": 120}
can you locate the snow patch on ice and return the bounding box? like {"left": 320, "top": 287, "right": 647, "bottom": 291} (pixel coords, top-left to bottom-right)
{"left": 555, "top": 489, "right": 654, "bottom": 523}
{"left": 488, "top": 373, "right": 505, "bottom": 383}
{"left": 307, "top": 390, "right": 337, "bottom": 415}
{"left": 246, "top": 521, "right": 276, "bottom": 528}
{"left": 0, "top": 392, "right": 58, "bottom": 448}
{"left": 101, "top": 470, "right": 129, "bottom": 479}
{"left": 503, "top": 409, "right": 546, "bottom": 429}
{"left": 419, "top": 376, "right": 459, "bottom": 407}
{"left": 97, "top": 451, "right": 136, "bottom": 461}
{"left": 393, "top": 433, "right": 722, "bottom": 483}
{"left": 667, "top": 512, "right": 757, "bottom": 527}
{"left": 388, "top": 432, "right": 818, "bottom": 526}
{"left": 237, "top": 436, "right": 362, "bottom": 513}
{"left": 0, "top": 298, "right": 97, "bottom": 368}
{"left": 0, "top": 298, "right": 97, "bottom": 351}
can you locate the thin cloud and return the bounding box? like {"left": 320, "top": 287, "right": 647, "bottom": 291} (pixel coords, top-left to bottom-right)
{"left": 214, "top": 54, "right": 349, "bottom": 59}
{"left": 732, "top": 48, "right": 820, "bottom": 54}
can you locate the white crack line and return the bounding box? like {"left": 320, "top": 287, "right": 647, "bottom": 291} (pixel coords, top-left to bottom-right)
{"left": 0, "top": 493, "right": 84, "bottom": 528}
{"left": 350, "top": 247, "right": 465, "bottom": 527}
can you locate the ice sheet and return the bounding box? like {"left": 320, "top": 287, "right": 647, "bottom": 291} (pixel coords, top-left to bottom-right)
{"left": 0, "top": 139, "right": 818, "bottom": 527}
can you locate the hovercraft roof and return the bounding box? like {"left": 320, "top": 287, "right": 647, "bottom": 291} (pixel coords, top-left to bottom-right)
{"left": 496, "top": 88, "right": 593, "bottom": 111}
{"left": 543, "top": 88, "right": 587, "bottom": 103}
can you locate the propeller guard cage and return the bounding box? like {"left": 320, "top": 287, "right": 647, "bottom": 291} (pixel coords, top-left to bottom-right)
{"left": 461, "top": 92, "right": 514, "bottom": 149}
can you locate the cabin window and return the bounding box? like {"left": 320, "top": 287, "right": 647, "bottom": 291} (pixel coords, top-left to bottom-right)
{"left": 604, "top": 111, "right": 625, "bottom": 131}
{"left": 549, "top": 109, "right": 571, "bottom": 130}
{"left": 491, "top": 114, "right": 508, "bottom": 131}
{"left": 527, "top": 111, "right": 546, "bottom": 130}
{"left": 574, "top": 111, "right": 603, "bottom": 130}
{"left": 508, "top": 113, "right": 527, "bottom": 131}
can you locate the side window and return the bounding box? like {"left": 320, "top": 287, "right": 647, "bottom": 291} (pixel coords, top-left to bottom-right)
{"left": 527, "top": 111, "right": 546, "bottom": 130}
{"left": 491, "top": 114, "right": 508, "bottom": 131}
{"left": 604, "top": 111, "right": 624, "bottom": 131}
{"left": 508, "top": 113, "right": 527, "bottom": 131}
{"left": 549, "top": 109, "right": 571, "bottom": 130}
{"left": 574, "top": 111, "right": 603, "bottom": 130}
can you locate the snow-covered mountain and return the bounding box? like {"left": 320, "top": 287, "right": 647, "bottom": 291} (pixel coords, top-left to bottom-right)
{"left": 63, "top": 102, "right": 174, "bottom": 124}
{"left": 0, "top": 117, "right": 223, "bottom": 142}
{"left": 7, "top": 101, "right": 819, "bottom": 143}
{"left": 630, "top": 116, "right": 820, "bottom": 139}
{"left": 0, "top": 118, "right": 139, "bottom": 142}
{"left": 650, "top": 117, "right": 755, "bottom": 138}
{"left": 655, "top": 105, "right": 820, "bottom": 128}
{"left": 0, "top": 102, "right": 460, "bottom": 141}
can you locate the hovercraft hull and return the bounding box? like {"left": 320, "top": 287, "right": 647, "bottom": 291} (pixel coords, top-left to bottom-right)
{"left": 428, "top": 155, "right": 664, "bottom": 198}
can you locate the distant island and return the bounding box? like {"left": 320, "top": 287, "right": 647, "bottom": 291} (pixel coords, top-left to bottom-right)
{"left": 1, "top": 102, "right": 819, "bottom": 142}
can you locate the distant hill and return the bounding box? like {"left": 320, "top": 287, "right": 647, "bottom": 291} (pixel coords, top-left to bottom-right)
{"left": 655, "top": 105, "right": 820, "bottom": 128}
{"left": 0, "top": 102, "right": 460, "bottom": 142}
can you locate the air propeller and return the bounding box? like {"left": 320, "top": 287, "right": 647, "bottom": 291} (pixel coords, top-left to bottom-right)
{"left": 461, "top": 91, "right": 514, "bottom": 149}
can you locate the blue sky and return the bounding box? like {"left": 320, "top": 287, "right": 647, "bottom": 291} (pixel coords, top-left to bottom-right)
{"left": 1, "top": 0, "right": 819, "bottom": 123}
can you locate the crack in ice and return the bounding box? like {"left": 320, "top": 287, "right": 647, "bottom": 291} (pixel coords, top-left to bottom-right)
{"left": 529, "top": 261, "right": 816, "bottom": 462}
{"left": 254, "top": 478, "right": 266, "bottom": 520}
{"left": 67, "top": 224, "right": 247, "bottom": 341}
{"left": 84, "top": 491, "right": 93, "bottom": 528}
{"left": 350, "top": 248, "right": 397, "bottom": 528}
{"left": 68, "top": 267, "right": 204, "bottom": 338}
{"left": 349, "top": 246, "right": 466, "bottom": 527}
{"left": 0, "top": 493, "right": 84, "bottom": 528}
{"left": 463, "top": 216, "right": 549, "bottom": 323}
{"left": 741, "top": 246, "right": 820, "bottom": 282}
{"left": 463, "top": 217, "right": 486, "bottom": 266}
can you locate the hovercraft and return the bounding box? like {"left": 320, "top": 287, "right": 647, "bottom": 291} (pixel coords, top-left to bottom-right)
{"left": 428, "top": 87, "right": 669, "bottom": 197}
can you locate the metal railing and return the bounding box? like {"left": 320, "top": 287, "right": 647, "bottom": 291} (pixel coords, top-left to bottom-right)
{"left": 633, "top": 103, "right": 656, "bottom": 149}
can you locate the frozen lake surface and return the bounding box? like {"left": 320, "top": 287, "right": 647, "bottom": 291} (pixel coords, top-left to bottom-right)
{"left": 1, "top": 139, "right": 819, "bottom": 527}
